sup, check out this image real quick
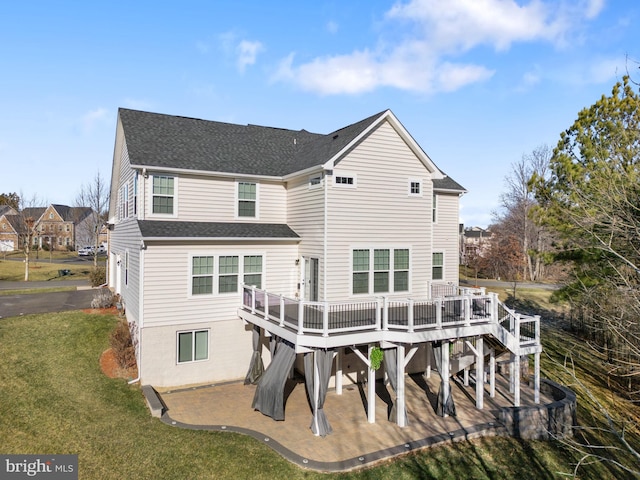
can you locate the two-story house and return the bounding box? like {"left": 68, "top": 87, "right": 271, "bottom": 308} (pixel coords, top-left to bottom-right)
{"left": 108, "top": 108, "right": 541, "bottom": 432}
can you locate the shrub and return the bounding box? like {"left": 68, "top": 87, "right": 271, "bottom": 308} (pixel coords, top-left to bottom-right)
{"left": 110, "top": 318, "right": 137, "bottom": 370}
{"left": 89, "top": 266, "right": 106, "bottom": 287}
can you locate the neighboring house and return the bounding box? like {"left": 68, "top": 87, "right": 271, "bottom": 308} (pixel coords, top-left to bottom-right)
{"left": 461, "top": 226, "right": 492, "bottom": 264}
{"left": 0, "top": 204, "right": 94, "bottom": 252}
{"left": 108, "top": 108, "right": 541, "bottom": 431}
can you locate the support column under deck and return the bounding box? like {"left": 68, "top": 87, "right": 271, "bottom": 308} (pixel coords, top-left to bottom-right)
{"left": 396, "top": 344, "right": 406, "bottom": 427}
{"left": 476, "top": 336, "right": 484, "bottom": 409}
{"left": 367, "top": 344, "right": 376, "bottom": 424}
{"left": 335, "top": 348, "right": 343, "bottom": 395}
{"left": 534, "top": 352, "right": 540, "bottom": 404}
{"left": 442, "top": 340, "right": 450, "bottom": 418}
{"left": 513, "top": 353, "right": 521, "bottom": 407}
{"left": 489, "top": 348, "right": 496, "bottom": 398}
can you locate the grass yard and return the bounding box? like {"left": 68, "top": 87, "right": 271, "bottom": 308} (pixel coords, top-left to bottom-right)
{"left": 1, "top": 297, "right": 638, "bottom": 478}
{"left": 0, "top": 256, "right": 92, "bottom": 282}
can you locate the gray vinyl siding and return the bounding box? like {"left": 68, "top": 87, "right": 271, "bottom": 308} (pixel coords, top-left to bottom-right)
{"left": 433, "top": 192, "right": 461, "bottom": 283}
{"left": 142, "top": 241, "right": 298, "bottom": 327}
{"left": 143, "top": 174, "right": 287, "bottom": 223}
{"left": 109, "top": 219, "right": 142, "bottom": 326}
{"left": 325, "top": 121, "right": 433, "bottom": 300}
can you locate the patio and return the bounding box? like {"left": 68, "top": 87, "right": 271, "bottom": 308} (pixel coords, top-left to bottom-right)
{"left": 155, "top": 370, "right": 551, "bottom": 472}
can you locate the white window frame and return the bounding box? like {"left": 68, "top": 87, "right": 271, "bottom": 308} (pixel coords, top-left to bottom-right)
{"left": 190, "top": 255, "right": 214, "bottom": 296}
{"left": 432, "top": 251, "right": 444, "bottom": 281}
{"left": 236, "top": 180, "right": 259, "bottom": 219}
{"left": 308, "top": 174, "right": 323, "bottom": 189}
{"left": 188, "top": 252, "right": 265, "bottom": 296}
{"left": 133, "top": 173, "right": 138, "bottom": 216}
{"left": 351, "top": 247, "right": 411, "bottom": 295}
{"left": 408, "top": 179, "right": 423, "bottom": 196}
{"left": 176, "top": 329, "right": 209, "bottom": 364}
{"left": 334, "top": 172, "right": 357, "bottom": 188}
{"left": 149, "top": 175, "right": 177, "bottom": 217}
{"left": 432, "top": 193, "right": 438, "bottom": 223}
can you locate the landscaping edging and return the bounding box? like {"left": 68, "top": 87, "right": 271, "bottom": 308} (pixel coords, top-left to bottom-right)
{"left": 498, "top": 378, "right": 576, "bottom": 440}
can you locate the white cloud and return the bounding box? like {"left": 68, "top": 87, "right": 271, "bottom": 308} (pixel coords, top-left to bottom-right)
{"left": 326, "top": 21, "right": 339, "bottom": 34}
{"left": 236, "top": 40, "right": 264, "bottom": 73}
{"left": 273, "top": 0, "right": 605, "bottom": 95}
{"left": 80, "top": 108, "right": 108, "bottom": 133}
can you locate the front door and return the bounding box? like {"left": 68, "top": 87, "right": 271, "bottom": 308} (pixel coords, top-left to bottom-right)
{"left": 304, "top": 257, "right": 319, "bottom": 301}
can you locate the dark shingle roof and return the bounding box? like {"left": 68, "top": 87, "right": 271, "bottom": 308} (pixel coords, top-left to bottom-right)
{"left": 119, "top": 108, "right": 386, "bottom": 177}
{"left": 433, "top": 176, "right": 466, "bottom": 193}
{"left": 138, "top": 220, "right": 299, "bottom": 240}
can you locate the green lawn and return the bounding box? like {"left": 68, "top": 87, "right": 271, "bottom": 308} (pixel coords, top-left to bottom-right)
{"left": 0, "top": 255, "right": 93, "bottom": 282}
{"left": 0, "top": 305, "right": 637, "bottom": 477}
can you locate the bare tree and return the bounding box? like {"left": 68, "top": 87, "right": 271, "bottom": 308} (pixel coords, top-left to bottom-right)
{"left": 75, "top": 172, "right": 110, "bottom": 268}
{"left": 495, "top": 145, "right": 552, "bottom": 282}
{"left": 15, "top": 193, "right": 44, "bottom": 281}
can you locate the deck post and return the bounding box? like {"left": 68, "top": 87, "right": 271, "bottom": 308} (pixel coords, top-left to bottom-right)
{"left": 464, "top": 296, "right": 471, "bottom": 326}
{"left": 322, "top": 301, "right": 329, "bottom": 337}
{"left": 297, "top": 301, "right": 304, "bottom": 335}
{"left": 442, "top": 340, "right": 450, "bottom": 418}
{"left": 463, "top": 367, "right": 469, "bottom": 386}
{"left": 263, "top": 290, "right": 269, "bottom": 320}
{"left": 425, "top": 342, "right": 432, "bottom": 378}
{"left": 436, "top": 299, "right": 442, "bottom": 329}
{"left": 335, "top": 349, "right": 343, "bottom": 395}
{"left": 251, "top": 286, "right": 256, "bottom": 314}
{"left": 407, "top": 299, "right": 414, "bottom": 333}
{"left": 382, "top": 297, "right": 389, "bottom": 331}
{"left": 534, "top": 352, "right": 540, "bottom": 404}
{"left": 279, "top": 295, "right": 285, "bottom": 326}
{"left": 396, "top": 344, "right": 406, "bottom": 427}
{"left": 376, "top": 298, "right": 383, "bottom": 331}
{"left": 367, "top": 344, "right": 376, "bottom": 424}
{"left": 476, "top": 336, "right": 484, "bottom": 409}
{"left": 489, "top": 347, "right": 495, "bottom": 398}
{"left": 513, "top": 353, "right": 521, "bottom": 407}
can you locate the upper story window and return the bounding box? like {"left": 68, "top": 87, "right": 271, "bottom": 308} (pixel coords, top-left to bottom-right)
{"left": 335, "top": 176, "right": 355, "bottom": 186}
{"left": 237, "top": 182, "right": 257, "bottom": 217}
{"left": 49, "top": 213, "right": 54, "bottom": 219}
{"left": 219, "top": 255, "right": 239, "bottom": 293}
{"left": 409, "top": 179, "right": 422, "bottom": 196}
{"left": 120, "top": 183, "right": 129, "bottom": 219}
{"left": 309, "top": 174, "right": 323, "bottom": 189}
{"left": 133, "top": 174, "right": 138, "bottom": 215}
{"left": 152, "top": 176, "right": 175, "bottom": 215}
{"left": 432, "top": 193, "right": 437, "bottom": 223}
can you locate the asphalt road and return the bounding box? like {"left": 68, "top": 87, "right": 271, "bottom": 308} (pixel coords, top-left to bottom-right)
{"left": 0, "top": 280, "right": 102, "bottom": 319}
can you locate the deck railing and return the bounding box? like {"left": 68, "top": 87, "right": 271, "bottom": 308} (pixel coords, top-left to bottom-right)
{"left": 241, "top": 285, "right": 540, "bottom": 351}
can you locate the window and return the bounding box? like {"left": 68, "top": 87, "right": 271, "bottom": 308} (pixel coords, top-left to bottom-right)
{"left": 352, "top": 249, "right": 370, "bottom": 294}
{"left": 219, "top": 256, "right": 239, "bottom": 293}
{"left": 409, "top": 179, "right": 422, "bottom": 196}
{"left": 309, "top": 174, "right": 323, "bottom": 188}
{"left": 191, "top": 256, "right": 214, "bottom": 295}
{"left": 432, "top": 193, "right": 437, "bottom": 223}
{"left": 373, "top": 249, "right": 390, "bottom": 293}
{"left": 353, "top": 248, "right": 410, "bottom": 294}
{"left": 432, "top": 252, "right": 444, "bottom": 280}
{"left": 238, "top": 182, "right": 256, "bottom": 217}
{"left": 152, "top": 176, "right": 174, "bottom": 214}
{"left": 49, "top": 213, "right": 53, "bottom": 219}
{"left": 133, "top": 174, "right": 138, "bottom": 215}
{"left": 243, "top": 255, "right": 262, "bottom": 288}
{"left": 394, "top": 249, "right": 409, "bottom": 292}
{"left": 125, "top": 250, "right": 129, "bottom": 285}
{"left": 177, "top": 330, "right": 208, "bottom": 363}
{"left": 335, "top": 176, "right": 355, "bottom": 186}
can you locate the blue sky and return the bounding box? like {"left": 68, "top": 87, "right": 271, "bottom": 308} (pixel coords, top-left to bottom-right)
{"left": 0, "top": 0, "right": 637, "bottom": 227}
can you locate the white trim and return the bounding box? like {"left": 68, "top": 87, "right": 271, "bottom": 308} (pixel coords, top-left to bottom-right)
{"left": 408, "top": 178, "right": 423, "bottom": 197}
{"left": 148, "top": 174, "right": 178, "bottom": 218}
{"left": 188, "top": 253, "right": 215, "bottom": 298}
{"left": 333, "top": 171, "right": 357, "bottom": 188}
{"left": 235, "top": 180, "right": 260, "bottom": 219}
{"left": 176, "top": 328, "right": 210, "bottom": 364}
{"left": 130, "top": 164, "right": 281, "bottom": 181}
{"left": 187, "top": 251, "right": 266, "bottom": 297}
{"left": 350, "top": 246, "right": 412, "bottom": 296}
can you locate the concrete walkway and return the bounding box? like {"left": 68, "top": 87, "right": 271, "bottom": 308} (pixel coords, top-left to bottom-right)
{"left": 155, "top": 372, "right": 551, "bottom": 472}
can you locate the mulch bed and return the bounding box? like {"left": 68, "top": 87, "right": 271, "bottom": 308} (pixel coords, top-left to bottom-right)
{"left": 100, "top": 348, "right": 138, "bottom": 380}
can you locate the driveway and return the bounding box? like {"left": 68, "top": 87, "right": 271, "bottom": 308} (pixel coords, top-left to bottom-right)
{"left": 0, "top": 280, "right": 103, "bottom": 319}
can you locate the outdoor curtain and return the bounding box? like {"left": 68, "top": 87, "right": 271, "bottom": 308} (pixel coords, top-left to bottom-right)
{"left": 252, "top": 338, "right": 296, "bottom": 421}
{"left": 432, "top": 341, "right": 457, "bottom": 417}
{"left": 383, "top": 348, "right": 409, "bottom": 425}
{"left": 244, "top": 325, "right": 264, "bottom": 385}
{"left": 303, "top": 349, "right": 334, "bottom": 437}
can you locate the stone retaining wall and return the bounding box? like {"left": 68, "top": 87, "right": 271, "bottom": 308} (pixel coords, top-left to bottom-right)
{"left": 499, "top": 378, "right": 576, "bottom": 440}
